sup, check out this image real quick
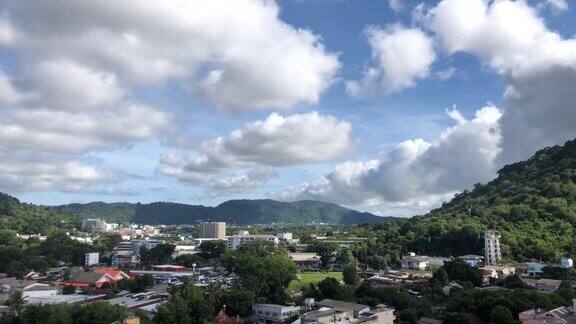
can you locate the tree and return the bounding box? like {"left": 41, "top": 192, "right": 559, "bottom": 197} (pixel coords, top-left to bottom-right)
{"left": 230, "top": 240, "right": 296, "bottom": 303}
{"left": 62, "top": 285, "right": 76, "bottom": 295}
{"left": 342, "top": 263, "right": 358, "bottom": 285}
{"left": 309, "top": 241, "right": 338, "bottom": 269}
{"left": 219, "top": 289, "right": 256, "bottom": 317}
{"left": 156, "top": 284, "right": 212, "bottom": 324}
{"left": 6, "top": 291, "right": 25, "bottom": 316}
{"left": 490, "top": 305, "right": 513, "bottom": 324}
{"left": 199, "top": 240, "right": 227, "bottom": 260}
{"left": 431, "top": 268, "right": 448, "bottom": 286}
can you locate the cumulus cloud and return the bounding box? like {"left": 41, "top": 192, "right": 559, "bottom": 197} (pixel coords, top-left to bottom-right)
{"left": 158, "top": 111, "right": 354, "bottom": 185}
{"left": 279, "top": 105, "right": 502, "bottom": 216}
{"left": 540, "top": 0, "right": 569, "bottom": 14}
{"left": 0, "top": 153, "right": 131, "bottom": 193}
{"left": 346, "top": 25, "right": 436, "bottom": 96}
{"left": 388, "top": 0, "right": 403, "bottom": 13}
{"left": 427, "top": 0, "right": 576, "bottom": 164}
{"left": 1, "top": 0, "right": 339, "bottom": 110}
{"left": 210, "top": 168, "right": 278, "bottom": 192}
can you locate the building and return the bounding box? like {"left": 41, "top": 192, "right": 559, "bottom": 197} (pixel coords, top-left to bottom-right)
{"left": 401, "top": 253, "right": 448, "bottom": 270}
{"left": 300, "top": 299, "right": 395, "bottom": 324}
{"left": 527, "top": 262, "right": 547, "bottom": 277}
{"left": 199, "top": 222, "right": 226, "bottom": 239}
{"left": 535, "top": 279, "right": 563, "bottom": 294}
{"left": 458, "top": 255, "right": 484, "bottom": 267}
{"left": 289, "top": 253, "right": 321, "bottom": 270}
{"left": 81, "top": 219, "right": 118, "bottom": 233}
{"left": 64, "top": 272, "right": 115, "bottom": 288}
{"left": 561, "top": 257, "right": 574, "bottom": 268}
{"left": 252, "top": 303, "right": 300, "bottom": 323}
{"left": 484, "top": 230, "right": 501, "bottom": 265}
{"left": 519, "top": 299, "right": 576, "bottom": 323}
{"left": 227, "top": 234, "right": 279, "bottom": 250}
{"left": 111, "top": 251, "right": 139, "bottom": 268}
{"left": 85, "top": 253, "right": 100, "bottom": 267}
{"left": 92, "top": 268, "right": 130, "bottom": 281}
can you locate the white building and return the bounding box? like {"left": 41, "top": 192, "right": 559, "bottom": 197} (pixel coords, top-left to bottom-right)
{"left": 252, "top": 304, "right": 300, "bottom": 323}
{"left": 401, "top": 253, "right": 448, "bottom": 270}
{"left": 227, "top": 234, "right": 279, "bottom": 250}
{"left": 527, "top": 262, "right": 547, "bottom": 277}
{"left": 81, "top": 219, "right": 117, "bottom": 233}
{"left": 84, "top": 252, "right": 99, "bottom": 267}
{"left": 199, "top": 222, "right": 226, "bottom": 239}
{"left": 484, "top": 230, "right": 502, "bottom": 265}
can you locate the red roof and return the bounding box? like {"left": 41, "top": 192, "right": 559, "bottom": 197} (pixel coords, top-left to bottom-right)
{"left": 93, "top": 268, "right": 129, "bottom": 280}
{"left": 213, "top": 309, "right": 242, "bottom": 324}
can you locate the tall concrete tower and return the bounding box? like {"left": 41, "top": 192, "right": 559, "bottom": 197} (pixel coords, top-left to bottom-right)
{"left": 484, "top": 230, "right": 501, "bottom": 265}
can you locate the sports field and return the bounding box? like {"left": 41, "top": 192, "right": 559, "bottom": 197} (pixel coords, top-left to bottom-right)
{"left": 288, "top": 271, "right": 343, "bottom": 293}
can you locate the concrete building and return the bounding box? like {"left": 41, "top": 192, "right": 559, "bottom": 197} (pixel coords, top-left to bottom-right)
{"left": 199, "top": 222, "right": 226, "bottom": 239}
{"left": 458, "top": 254, "right": 484, "bottom": 267}
{"left": 227, "top": 234, "right": 279, "bottom": 250}
{"left": 289, "top": 253, "right": 321, "bottom": 270}
{"left": 484, "top": 230, "right": 502, "bottom": 265}
{"left": 401, "top": 253, "right": 449, "bottom": 270}
{"left": 252, "top": 303, "right": 300, "bottom": 323}
{"left": 535, "top": 279, "right": 563, "bottom": 294}
{"left": 81, "top": 219, "right": 117, "bottom": 233}
{"left": 85, "top": 252, "right": 99, "bottom": 267}
{"left": 300, "top": 299, "right": 395, "bottom": 324}
{"left": 527, "top": 262, "right": 547, "bottom": 277}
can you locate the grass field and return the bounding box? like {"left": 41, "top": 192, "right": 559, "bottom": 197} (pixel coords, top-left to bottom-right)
{"left": 288, "top": 271, "right": 343, "bottom": 293}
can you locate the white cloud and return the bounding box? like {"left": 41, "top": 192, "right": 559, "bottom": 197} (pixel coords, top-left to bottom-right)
{"left": 0, "top": 153, "right": 130, "bottom": 193}
{"left": 279, "top": 105, "right": 502, "bottom": 216}
{"left": 1, "top": 0, "right": 339, "bottom": 110}
{"left": 540, "top": 0, "right": 569, "bottom": 14}
{"left": 427, "top": 0, "right": 576, "bottom": 164}
{"left": 0, "top": 104, "right": 171, "bottom": 153}
{"left": 388, "top": 0, "right": 403, "bottom": 13}
{"left": 210, "top": 168, "right": 278, "bottom": 192}
{"left": 158, "top": 111, "right": 354, "bottom": 184}
{"left": 347, "top": 25, "right": 436, "bottom": 96}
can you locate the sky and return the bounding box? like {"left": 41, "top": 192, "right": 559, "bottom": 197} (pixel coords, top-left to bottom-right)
{"left": 0, "top": 0, "right": 576, "bottom": 217}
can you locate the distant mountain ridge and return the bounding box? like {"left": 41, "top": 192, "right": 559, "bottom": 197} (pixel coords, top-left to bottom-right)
{"left": 51, "top": 199, "right": 395, "bottom": 225}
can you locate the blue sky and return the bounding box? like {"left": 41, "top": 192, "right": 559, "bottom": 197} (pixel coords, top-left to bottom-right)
{"left": 1, "top": 0, "right": 576, "bottom": 217}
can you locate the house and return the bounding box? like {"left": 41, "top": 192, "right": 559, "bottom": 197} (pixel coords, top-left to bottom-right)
{"left": 93, "top": 268, "right": 130, "bottom": 281}
{"left": 213, "top": 308, "right": 243, "bottom": 324}
{"left": 401, "top": 253, "right": 448, "bottom": 270}
{"left": 0, "top": 278, "right": 51, "bottom": 293}
{"left": 252, "top": 303, "right": 300, "bottom": 323}
{"left": 63, "top": 272, "right": 115, "bottom": 288}
{"left": 519, "top": 299, "right": 576, "bottom": 323}
{"left": 289, "top": 253, "right": 321, "bottom": 270}
{"left": 535, "top": 279, "right": 563, "bottom": 294}
{"left": 479, "top": 265, "right": 516, "bottom": 285}
{"left": 459, "top": 255, "right": 484, "bottom": 267}
{"left": 300, "top": 299, "right": 395, "bottom": 324}
{"left": 527, "top": 262, "right": 547, "bottom": 277}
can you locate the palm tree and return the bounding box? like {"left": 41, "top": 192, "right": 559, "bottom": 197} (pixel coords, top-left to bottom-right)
{"left": 6, "top": 291, "right": 25, "bottom": 316}
{"left": 206, "top": 282, "right": 223, "bottom": 307}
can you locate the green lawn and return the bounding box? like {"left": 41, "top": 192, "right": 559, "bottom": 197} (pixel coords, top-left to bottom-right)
{"left": 288, "top": 271, "right": 343, "bottom": 293}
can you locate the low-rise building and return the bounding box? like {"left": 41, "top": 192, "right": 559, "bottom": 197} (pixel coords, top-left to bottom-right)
{"left": 300, "top": 299, "right": 395, "bottom": 324}
{"left": 85, "top": 252, "right": 100, "bottom": 267}
{"left": 527, "top": 262, "right": 547, "bottom": 277}
{"left": 519, "top": 299, "right": 576, "bottom": 323}
{"left": 252, "top": 303, "right": 300, "bottom": 323}
{"left": 401, "top": 253, "right": 448, "bottom": 270}
{"left": 227, "top": 234, "right": 279, "bottom": 250}
{"left": 289, "top": 253, "right": 321, "bottom": 270}
{"left": 535, "top": 279, "right": 563, "bottom": 294}
{"left": 458, "top": 255, "right": 484, "bottom": 268}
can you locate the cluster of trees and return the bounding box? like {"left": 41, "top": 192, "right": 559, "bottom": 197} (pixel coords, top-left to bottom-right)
{"left": 0, "top": 297, "right": 149, "bottom": 324}
{"left": 0, "top": 193, "right": 79, "bottom": 234}
{"left": 0, "top": 230, "right": 96, "bottom": 277}
{"left": 157, "top": 240, "right": 296, "bottom": 322}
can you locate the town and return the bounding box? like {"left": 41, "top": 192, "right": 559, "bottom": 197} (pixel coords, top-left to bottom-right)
{"left": 1, "top": 219, "right": 575, "bottom": 324}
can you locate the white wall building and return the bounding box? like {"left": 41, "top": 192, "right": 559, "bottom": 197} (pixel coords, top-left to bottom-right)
{"left": 84, "top": 252, "right": 99, "bottom": 267}
{"left": 484, "top": 230, "right": 502, "bottom": 265}
{"left": 227, "top": 234, "right": 279, "bottom": 250}
{"left": 252, "top": 304, "right": 300, "bottom": 323}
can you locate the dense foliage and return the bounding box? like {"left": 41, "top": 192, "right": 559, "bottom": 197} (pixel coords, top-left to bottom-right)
{"left": 0, "top": 193, "right": 79, "bottom": 234}
{"left": 353, "top": 139, "right": 576, "bottom": 262}
{"left": 52, "top": 199, "right": 393, "bottom": 225}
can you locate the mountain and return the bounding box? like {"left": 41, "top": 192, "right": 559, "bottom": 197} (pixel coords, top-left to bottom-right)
{"left": 52, "top": 199, "right": 394, "bottom": 225}
{"left": 0, "top": 193, "right": 79, "bottom": 234}
{"left": 364, "top": 138, "right": 576, "bottom": 262}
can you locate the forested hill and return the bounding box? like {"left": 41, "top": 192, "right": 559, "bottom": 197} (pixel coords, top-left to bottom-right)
{"left": 52, "top": 199, "right": 394, "bottom": 225}
{"left": 357, "top": 139, "right": 576, "bottom": 263}
{"left": 0, "top": 193, "right": 79, "bottom": 234}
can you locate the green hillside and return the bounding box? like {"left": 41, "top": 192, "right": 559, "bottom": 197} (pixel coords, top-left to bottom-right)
{"left": 357, "top": 139, "right": 576, "bottom": 263}
{"left": 0, "top": 193, "right": 79, "bottom": 234}
{"left": 52, "top": 199, "right": 393, "bottom": 225}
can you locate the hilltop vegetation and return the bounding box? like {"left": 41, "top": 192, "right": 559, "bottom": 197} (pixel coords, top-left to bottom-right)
{"left": 52, "top": 199, "right": 392, "bottom": 225}
{"left": 354, "top": 139, "right": 576, "bottom": 263}
{"left": 0, "top": 193, "right": 79, "bottom": 234}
